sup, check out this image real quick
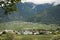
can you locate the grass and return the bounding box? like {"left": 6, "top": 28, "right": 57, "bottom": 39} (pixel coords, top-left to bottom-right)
{"left": 0, "top": 21, "right": 60, "bottom": 30}
{"left": 0, "top": 33, "right": 60, "bottom": 40}
{"left": 19, "top": 35, "right": 53, "bottom": 40}
{"left": 0, "top": 21, "right": 60, "bottom": 40}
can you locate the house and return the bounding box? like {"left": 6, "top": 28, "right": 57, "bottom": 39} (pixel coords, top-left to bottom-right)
{"left": 14, "top": 31, "right": 21, "bottom": 34}
{"left": 17, "top": 29, "right": 53, "bottom": 35}
{"left": 36, "top": 29, "right": 52, "bottom": 35}
{"left": 0, "top": 29, "right": 54, "bottom": 35}
{"left": 0, "top": 30, "right": 3, "bottom": 35}
{"left": 4, "top": 30, "right": 14, "bottom": 33}
{"left": 0, "top": 32, "right": 2, "bottom": 34}
{"left": 19, "top": 29, "right": 33, "bottom": 35}
{"left": 23, "top": 31, "right": 32, "bottom": 35}
{"left": 33, "top": 31, "right": 39, "bottom": 35}
{"left": 3, "top": 30, "right": 18, "bottom": 34}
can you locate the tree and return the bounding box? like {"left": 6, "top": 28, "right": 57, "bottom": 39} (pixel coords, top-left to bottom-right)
{"left": 0, "top": 0, "right": 21, "bottom": 14}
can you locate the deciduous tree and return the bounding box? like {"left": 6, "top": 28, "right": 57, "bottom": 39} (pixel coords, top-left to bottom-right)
{"left": 0, "top": 0, "right": 21, "bottom": 14}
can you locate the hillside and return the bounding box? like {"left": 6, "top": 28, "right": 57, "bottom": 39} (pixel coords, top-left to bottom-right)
{"left": 0, "top": 3, "right": 60, "bottom": 30}
{"left": 0, "top": 2, "right": 53, "bottom": 23}
{"left": 26, "top": 4, "right": 60, "bottom": 24}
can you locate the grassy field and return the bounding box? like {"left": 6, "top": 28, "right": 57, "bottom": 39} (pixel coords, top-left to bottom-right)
{"left": 0, "top": 21, "right": 60, "bottom": 40}
{"left": 0, "top": 33, "right": 60, "bottom": 40}
{"left": 0, "top": 21, "right": 60, "bottom": 30}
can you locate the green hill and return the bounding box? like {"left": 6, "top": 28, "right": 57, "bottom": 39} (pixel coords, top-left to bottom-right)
{"left": 0, "top": 4, "right": 60, "bottom": 30}
{"left": 26, "top": 4, "right": 60, "bottom": 24}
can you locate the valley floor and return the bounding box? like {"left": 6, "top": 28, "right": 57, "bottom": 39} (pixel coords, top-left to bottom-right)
{"left": 0, "top": 33, "right": 60, "bottom": 40}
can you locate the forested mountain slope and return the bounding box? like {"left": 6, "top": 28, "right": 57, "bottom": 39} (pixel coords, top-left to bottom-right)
{"left": 27, "top": 4, "right": 60, "bottom": 24}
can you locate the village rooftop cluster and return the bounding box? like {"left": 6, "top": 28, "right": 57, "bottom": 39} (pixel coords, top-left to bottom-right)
{"left": 0, "top": 29, "right": 60, "bottom": 35}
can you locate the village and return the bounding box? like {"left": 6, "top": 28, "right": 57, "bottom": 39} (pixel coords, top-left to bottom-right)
{"left": 0, "top": 29, "right": 60, "bottom": 35}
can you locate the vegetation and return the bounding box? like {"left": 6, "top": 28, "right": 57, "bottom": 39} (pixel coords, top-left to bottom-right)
{"left": 27, "top": 4, "right": 60, "bottom": 24}
{"left": 0, "top": 0, "right": 60, "bottom": 40}
{"left": 0, "top": 0, "right": 21, "bottom": 14}
{"left": 0, "top": 21, "right": 60, "bottom": 30}
{"left": 0, "top": 33, "right": 60, "bottom": 40}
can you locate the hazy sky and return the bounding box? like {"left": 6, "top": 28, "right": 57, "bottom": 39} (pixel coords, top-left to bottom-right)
{"left": 21, "top": 0, "right": 60, "bottom": 5}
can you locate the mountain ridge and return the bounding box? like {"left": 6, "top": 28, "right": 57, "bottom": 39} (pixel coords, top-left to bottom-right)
{"left": 0, "top": 2, "right": 53, "bottom": 23}
{"left": 26, "top": 4, "right": 60, "bottom": 24}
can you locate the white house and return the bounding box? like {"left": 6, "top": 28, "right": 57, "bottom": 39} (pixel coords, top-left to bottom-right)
{"left": 34, "top": 31, "right": 39, "bottom": 35}
{"left": 4, "top": 30, "right": 14, "bottom": 33}
{"left": 23, "top": 30, "right": 33, "bottom": 35}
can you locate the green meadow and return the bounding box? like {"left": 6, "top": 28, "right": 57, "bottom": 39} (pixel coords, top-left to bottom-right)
{"left": 0, "top": 21, "right": 60, "bottom": 30}
{"left": 0, "top": 33, "right": 60, "bottom": 40}
{"left": 0, "top": 21, "right": 60, "bottom": 40}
